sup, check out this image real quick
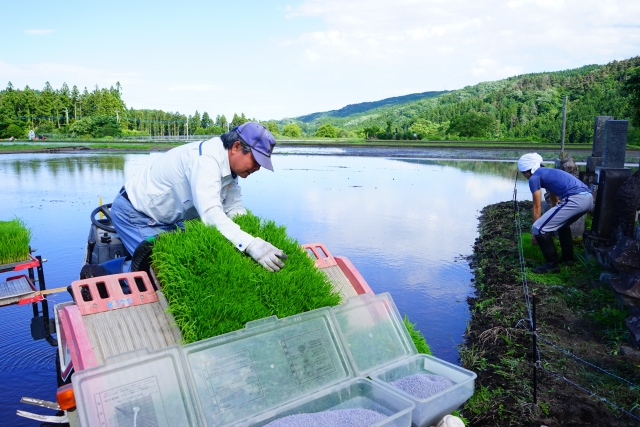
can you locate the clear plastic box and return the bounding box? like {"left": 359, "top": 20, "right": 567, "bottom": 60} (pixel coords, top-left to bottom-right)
{"left": 182, "top": 306, "right": 414, "bottom": 427}
{"left": 333, "top": 293, "right": 477, "bottom": 427}
{"left": 73, "top": 346, "right": 200, "bottom": 427}
{"left": 72, "top": 292, "right": 471, "bottom": 427}
{"left": 369, "top": 355, "right": 476, "bottom": 427}
{"left": 244, "top": 378, "right": 413, "bottom": 427}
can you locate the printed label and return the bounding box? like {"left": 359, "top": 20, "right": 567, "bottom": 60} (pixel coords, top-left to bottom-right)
{"left": 280, "top": 329, "right": 336, "bottom": 384}
{"left": 107, "top": 298, "right": 133, "bottom": 310}
{"left": 94, "top": 376, "right": 166, "bottom": 427}
{"left": 202, "top": 350, "right": 264, "bottom": 413}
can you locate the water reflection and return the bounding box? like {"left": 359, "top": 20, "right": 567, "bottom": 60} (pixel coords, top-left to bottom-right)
{"left": 2, "top": 155, "right": 125, "bottom": 177}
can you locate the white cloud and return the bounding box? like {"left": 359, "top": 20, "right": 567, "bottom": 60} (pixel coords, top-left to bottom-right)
{"left": 3, "top": 0, "right": 639, "bottom": 120}
{"left": 24, "top": 29, "right": 55, "bottom": 35}
{"left": 282, "top": 0, "right": 640, "bottom": 94}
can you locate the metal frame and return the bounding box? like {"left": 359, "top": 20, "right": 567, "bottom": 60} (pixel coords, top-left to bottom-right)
{"left": 0, "top": 255, "right": 57, "bottom": 346}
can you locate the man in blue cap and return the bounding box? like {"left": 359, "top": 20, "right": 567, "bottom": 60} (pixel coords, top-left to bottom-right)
{"left": 110, "top": 122, "right": 287, "bottom": 272}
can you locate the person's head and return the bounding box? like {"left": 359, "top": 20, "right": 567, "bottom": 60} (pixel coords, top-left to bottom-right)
{"left": 517, "top": 153, "right": 543, "bottom": 180}
{"left": 221, "top": 122, "right": 277, "bottom": 178}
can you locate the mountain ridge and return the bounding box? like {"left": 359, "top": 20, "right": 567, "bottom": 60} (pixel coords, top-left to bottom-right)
{"left": 294, "top": 91, "right": 449, "bottom": 123}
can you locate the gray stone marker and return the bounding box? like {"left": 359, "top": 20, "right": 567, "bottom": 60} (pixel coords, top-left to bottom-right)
{"left": 586, "top": 116, "right": 613, "bottom": 173}
{"left": 593, "top": 115, "right": 613, "bottom": 157}
{"left": 602, "top": 120, "right": 628, "bottom": 169}
{"left": 586, "top": 156, "right": 603, "bottom": 173}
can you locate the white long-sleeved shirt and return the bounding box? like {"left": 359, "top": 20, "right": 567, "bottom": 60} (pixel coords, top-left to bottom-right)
{"left": 125, "top": 138, "right": 255, "bottom": 251}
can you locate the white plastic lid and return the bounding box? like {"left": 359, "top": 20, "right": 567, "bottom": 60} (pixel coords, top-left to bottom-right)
{"left": 332, "top": 292, "right": 417, "bottom": 377}
{"left": 73, "top": 346, "right": 199, "bottom": 427}
{"left": 182, "top": 306, "right": 353, "bottom": 427}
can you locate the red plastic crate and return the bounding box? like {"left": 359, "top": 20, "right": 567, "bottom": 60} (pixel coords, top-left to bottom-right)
{"left": 70, "top": 271, "right": 157, "bottom": 315}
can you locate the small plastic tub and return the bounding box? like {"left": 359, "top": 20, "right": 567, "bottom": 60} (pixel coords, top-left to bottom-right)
{"left": 244, "top": 378, "right": 414, "bottom": 427}
{"left": 369, "top": 354, "right": 476, "bottom": 427}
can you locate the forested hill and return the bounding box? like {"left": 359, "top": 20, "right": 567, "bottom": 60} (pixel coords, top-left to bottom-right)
{"left": 1, "top": 57, "right": 638, "bottom": 142}
{"left": 295, "top": 91, "right": 448, "bottom": 122}
{"left": 282, "top": 57, "right": 640, "bottom": 144}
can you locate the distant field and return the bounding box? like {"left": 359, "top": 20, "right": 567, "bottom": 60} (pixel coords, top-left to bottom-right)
{"left": 1, "top": 139, "right": 637, "bottom": 154}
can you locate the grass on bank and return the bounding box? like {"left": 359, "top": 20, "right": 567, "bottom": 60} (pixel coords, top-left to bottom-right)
{"left": 522, "top": 232, "right": 631, "bottom": 352}
{"left": 152, "top": 212, "right": 431, "bottom": 352}
{"left": 461, "top": 202, "right": 639, "bottom": 425}
{"left": 0, "top": 218, "right": 31, "bottom": 264}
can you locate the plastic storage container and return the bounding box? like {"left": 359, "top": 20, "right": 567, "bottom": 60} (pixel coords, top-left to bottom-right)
{"left": 73, "top": 346, "right": 200, "bottom": 427}
{"left": 245, "top": 378, "right": 414, "bottom": 427}
{"left": 182, "top": 306, "right": 414, "bottom": 427}
{"left": 333, "top": 293, "right": 477, "bottom": 427}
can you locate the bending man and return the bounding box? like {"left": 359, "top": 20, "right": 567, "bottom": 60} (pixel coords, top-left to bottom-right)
{"left": 111, "top": 122, "right": 287, "bottom": 272}
{"left": 518, "top": 153, "right": 593, "bottom": 274}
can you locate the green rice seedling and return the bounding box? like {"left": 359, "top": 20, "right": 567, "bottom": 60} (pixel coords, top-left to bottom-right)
{"left": 404, "top": 315, "right": 432, "bottom": 355}
{"left": 153, "top": 212, "right": 432, "bottom": 353}
{"left": 152, "top": 213, "right": 342, "bottom": 343}
{"left": 0, "top": 218, "right": 31, "bottom": 265}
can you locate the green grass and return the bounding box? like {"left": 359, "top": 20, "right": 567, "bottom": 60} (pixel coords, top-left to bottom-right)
{"left": 152, "top": 213, "right": 342, "bottom": 344}
{"left": 520, "top": 232, "right": 546, "bottom": 263}
{"left": 404, "top": 315, "right": 432, "bottom": 355}
{"left": 0, "top": 218, "right": 31, "bottom": 264}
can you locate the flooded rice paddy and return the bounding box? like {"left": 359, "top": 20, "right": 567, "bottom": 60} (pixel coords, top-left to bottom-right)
{"left": 0, "top": 148, "right": 532, "bottom": 425}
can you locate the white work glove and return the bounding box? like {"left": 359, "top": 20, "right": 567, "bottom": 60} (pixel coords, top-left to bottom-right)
{"left": 245, "top": 238, "right": 288, "bottom": 272}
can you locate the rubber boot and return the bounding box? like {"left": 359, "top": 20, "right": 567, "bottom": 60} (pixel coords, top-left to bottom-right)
{"left": 558, "top": 226, "right": 574, "bottom": 265}
{"left": 130, "top": 238, "right": 155, "bottom": 275}
{"left": 532, "top": 233, "right": 560, "bottom": 274}
{"left": 78, "top": 256, "right": 128, "bottom": 280}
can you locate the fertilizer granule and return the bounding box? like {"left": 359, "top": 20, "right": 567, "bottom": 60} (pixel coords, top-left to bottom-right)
{"left": 389, "top": 373, "right": 454, "bottom": 399}
{"left": 263, "top": 408, "right": 387, "bottom": 427}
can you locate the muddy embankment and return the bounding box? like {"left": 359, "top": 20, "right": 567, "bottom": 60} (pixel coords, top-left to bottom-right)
{"left": 460, "top": 201, "right": 640, "bottom": 426}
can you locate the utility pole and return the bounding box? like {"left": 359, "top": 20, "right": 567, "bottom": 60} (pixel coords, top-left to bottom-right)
{"left": 186, "top": 117, "right": 189, "bottom": 139}
{"left": 560, "top": 96, "right": 568, "bottom": 158}
{"left": 116, "top": 109, "right": 120, "bottom": 123}
{"left": 64, "top": 108, "right": 69, "bottom": 126}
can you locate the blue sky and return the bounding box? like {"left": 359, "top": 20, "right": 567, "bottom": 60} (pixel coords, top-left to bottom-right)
{"left": 2, "top": 0, "right": 639, "bottom": 120}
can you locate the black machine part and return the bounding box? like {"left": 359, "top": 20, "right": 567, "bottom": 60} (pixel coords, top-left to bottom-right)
{"left": 86, "top": 204, "right": 130, "bottom": 265}
{"left": 91, "top": 203, "right": 116, "bottom": 233}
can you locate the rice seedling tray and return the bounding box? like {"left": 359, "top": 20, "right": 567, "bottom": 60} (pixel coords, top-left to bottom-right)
{"left": 0, "top": 218, "right": 32, "bottom": 266}
{"left": 151, "top": 214, "right": 344, "bottom": 344}
{"left": 0, "top": 275, "right": 37, "bottom": 307}
{"left": 0, "top": 254, "right": 39, "bottom": 274}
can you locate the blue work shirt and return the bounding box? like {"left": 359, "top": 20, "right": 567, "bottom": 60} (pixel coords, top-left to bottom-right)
{"left": 529, "top": 167, "right": 589, "bottom": 199}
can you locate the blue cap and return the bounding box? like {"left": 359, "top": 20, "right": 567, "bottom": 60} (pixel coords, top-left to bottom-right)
{"left": 236, "top": 122, "right": 276, "bottom": 171}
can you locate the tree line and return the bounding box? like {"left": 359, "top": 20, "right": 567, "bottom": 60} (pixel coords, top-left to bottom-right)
{"left": 0, "top": 82, "right": 282, "bottom": 139}
{"left": 2, "top": 56, "right": 638, "bottom": 142}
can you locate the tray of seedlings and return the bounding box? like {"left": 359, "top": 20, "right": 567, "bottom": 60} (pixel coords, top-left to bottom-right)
{"left": 151, "top": 212, "right": 343, "bottom": 344}
{"left": 0, "top": 218, "right": 38, "bottom": 306}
